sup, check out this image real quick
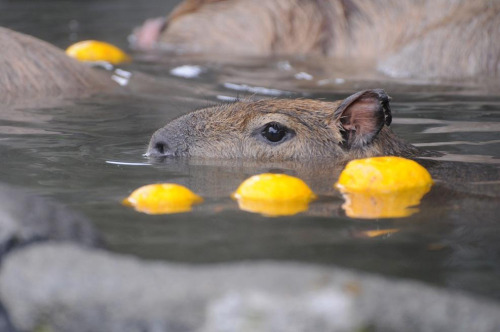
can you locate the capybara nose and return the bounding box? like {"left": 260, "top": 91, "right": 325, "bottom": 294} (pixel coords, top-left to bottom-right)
{"left": 148, "top": 140, "right": 170, "bottom": 157}
{"left": 154, "top": 141, "right": 168, "bottom": 155}
{"left": 147, "top": 126, "right": 189, "bottom": 157}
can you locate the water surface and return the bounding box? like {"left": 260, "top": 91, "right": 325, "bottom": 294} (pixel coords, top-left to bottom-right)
{"left": 1, "top": 0, "right": 500, "bottom": 302}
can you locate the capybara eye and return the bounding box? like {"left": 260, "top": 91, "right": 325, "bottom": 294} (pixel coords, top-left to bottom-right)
{"left": 261, "top": 122, "right": 288, "bottom": 143}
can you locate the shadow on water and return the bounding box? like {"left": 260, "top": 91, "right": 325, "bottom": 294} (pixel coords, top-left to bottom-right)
{"left": 1, "top": 0, "right": 500, "bottom": 301}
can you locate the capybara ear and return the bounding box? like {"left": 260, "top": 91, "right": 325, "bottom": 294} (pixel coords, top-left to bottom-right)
{"left": 331, "top": 89, "right": 392, "bottom": 149}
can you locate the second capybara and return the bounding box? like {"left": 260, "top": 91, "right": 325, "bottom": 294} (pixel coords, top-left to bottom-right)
{"left": 0, "top": 27, "right": 111, "bottom": 100}
{"left": 147, "top": 89, "right": 420, "bottom": 161}
{"left": 134, "top": 0, "right": 500, "bottom": 79}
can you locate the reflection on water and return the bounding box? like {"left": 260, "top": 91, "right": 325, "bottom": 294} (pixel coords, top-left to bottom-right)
{"left": 338, "top": 188, "right": 430, "bottom": 219}
{"left": 1, "top": 0, "right": 500, "bottom": 302}
{"left": 1, "top": 70, "right": 499, "bottom": 300}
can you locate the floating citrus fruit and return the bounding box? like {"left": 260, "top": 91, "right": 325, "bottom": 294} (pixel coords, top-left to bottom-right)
{"left": 335, "top": 157, "right": 433, "bottom": 219}
{"left": 66, "top": 40, "right": 131, "bottom": 64}
{"left": 232, "top": 173, "right": 316, "bottom": 216}
{"left": 123, "top": 183, "right": 203, "bottom": 214}
{"left": 335, "top": 156, "right": 433, "bottom": 192}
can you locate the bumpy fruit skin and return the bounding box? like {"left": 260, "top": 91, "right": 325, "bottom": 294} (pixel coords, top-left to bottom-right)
{"left": 123, "top": 183, "right": 203, "bottom": 214}
{"left": 335, "top": 157, "right": 433, "bottom": 219}
{"left": 335, "top": 156, "right": 433, "bottom": 193}
{"left": 233, "top": 173, "right": 316, "bottom": 201}
{"left": 232, "top": 173, "right": 317, "bottom": 216}
{"left": 66, "top": 40, "right": 131, "bottom": 64}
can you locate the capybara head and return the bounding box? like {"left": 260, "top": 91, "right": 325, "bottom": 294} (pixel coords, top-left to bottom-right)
{"left": 149, "top": 0, "right": 326, "bottom": 55}
{"left": 147, "top": 89, "right": 419, "bottom": 161}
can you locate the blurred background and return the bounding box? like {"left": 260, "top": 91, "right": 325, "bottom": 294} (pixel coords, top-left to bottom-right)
{"left": 1, "top": 0, "right": 182, "bottom": 49}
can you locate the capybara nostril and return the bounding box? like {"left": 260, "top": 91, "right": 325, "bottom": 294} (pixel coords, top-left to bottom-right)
{"left": 152, "top": 141, "right": 169, "bottom": 156}
{"left": 155, "top": 141, "right": 167, "bottom": 154}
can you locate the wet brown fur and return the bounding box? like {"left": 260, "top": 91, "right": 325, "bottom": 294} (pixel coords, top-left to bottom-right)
{"left": 0, "top": 27, "right": 111, "bottom": 100}
{"left": 149, "top": 0, "right": 500, "bottom": 78}
{"left": 148, "top": 91, "right": 418, "bottom": 161}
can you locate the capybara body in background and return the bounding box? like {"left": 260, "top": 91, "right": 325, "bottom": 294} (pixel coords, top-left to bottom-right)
{"left": 0, "top": 27, "right": 110, "bottom": 100}
{"left": 135, "top": 0, "right": 500, "bottom": 78}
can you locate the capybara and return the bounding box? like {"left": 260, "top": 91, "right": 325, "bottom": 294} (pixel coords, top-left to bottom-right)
{"left": 0, "top": 27, "right": 111, "bottom": 100}
{"left": 134, "top": 0, "right": 500, "bottom": 78}
{"left": 147, "top": 89, "right": 419, "bottom": 161}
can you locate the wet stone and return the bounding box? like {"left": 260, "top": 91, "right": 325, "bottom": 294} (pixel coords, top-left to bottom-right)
{"left": 1, "top": 243, "right": 499, "bottom": 332}
{"left": 0, "top": 183, "right": 101, "bottom": 259}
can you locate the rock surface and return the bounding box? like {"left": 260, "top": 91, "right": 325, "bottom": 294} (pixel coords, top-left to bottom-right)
{"left": 0, "top": 304, "right": 16, "bottom": 332}
{"left": 1, "top": 243, "right": 499, "bottom": 332}
{"left": 0, "top": 183, "right": 101, "bottom": 259}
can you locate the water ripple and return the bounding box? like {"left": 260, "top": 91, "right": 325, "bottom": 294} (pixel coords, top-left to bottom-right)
{"left": 223, "top": 82, "right": 292, "bottom": 96}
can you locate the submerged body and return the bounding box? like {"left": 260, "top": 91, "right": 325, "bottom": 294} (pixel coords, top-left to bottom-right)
{"left": 147, "top": 89, "right": 419, "bottom": 161}
{"left": 135, "top": 0, "right": 500, "bottom": 78}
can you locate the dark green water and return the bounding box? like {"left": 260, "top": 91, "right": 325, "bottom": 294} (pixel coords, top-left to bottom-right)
{"left": 1, "top": 0, "right": 500, "bottom": 301}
